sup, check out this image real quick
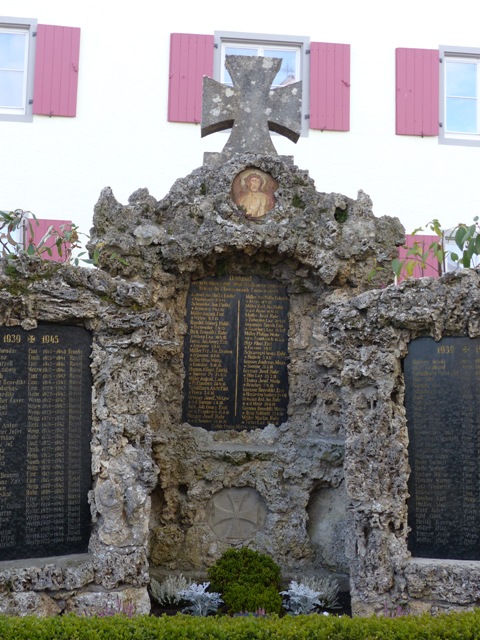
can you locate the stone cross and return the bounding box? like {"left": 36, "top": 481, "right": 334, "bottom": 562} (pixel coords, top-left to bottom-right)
{"left": 201, "top": 55, "right": 302, "bottom": 157}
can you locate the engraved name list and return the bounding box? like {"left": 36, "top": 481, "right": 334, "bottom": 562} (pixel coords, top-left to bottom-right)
{"left": 0, "top": 324, "right": 92, "bottom": 561}
{"left": 183, "top": 275, "right": 289, "bottom": 430}
{"left": 405, "top": 336, "right": 480, "bottom": 560}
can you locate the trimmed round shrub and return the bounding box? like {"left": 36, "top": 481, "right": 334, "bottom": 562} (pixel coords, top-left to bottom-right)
{"left": 207, "top": 547, "right": 283, "bottom": 614}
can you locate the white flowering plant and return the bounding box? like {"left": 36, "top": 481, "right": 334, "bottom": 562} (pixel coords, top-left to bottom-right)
{"left": 179, "top": 582, "right": 223, "bottom": 616}
{"left": 281, "top": 577, "right": 339, "bottom": 615}
{"left": 149, "top": 574, "right": 189, "bottom": 607}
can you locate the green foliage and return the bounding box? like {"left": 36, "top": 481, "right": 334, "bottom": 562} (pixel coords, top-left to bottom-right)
{"left": 393, "top": 217, "right": 480, "bottom": 281}
{"left": 222, "top": 583, "right": 282, "bottom": 615}
{"left": 392, "top": 218, "right": 444, "bottom": 280}
{"left": 0, "top": 209, "right": 89, "bottom": 265}
{"left": 452, "top": 216, "right": 480, "bottom": 268}
{"left": 0, "top": 208, "right": 128, "bottom": 269}
{"left": 207, "top": 548, "right": 282, "bottom": 614}
{"left": 1, "top": 609, "right": 480, "bottom": 639}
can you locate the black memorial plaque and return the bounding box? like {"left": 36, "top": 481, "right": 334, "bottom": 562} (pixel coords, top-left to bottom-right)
{"left": 0, "top": 324, "right": 92, "bottom": 561}
{"left": 183, "top": 275, "right": 289, "bottom": 430}
{"left": 405, "top": 336, "right": 480, "bottom": 560}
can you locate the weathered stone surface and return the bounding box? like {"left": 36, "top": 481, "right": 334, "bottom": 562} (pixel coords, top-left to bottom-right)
{"left": 0, "top": 555, "right": 94, "bottom": 593}
{"left": 317, "top": 269, "right": 480, "bottom": 615}
{"left": 308, "top": 482, "right": 350, "bottom": 574}
{"left": 202, "top": 56, "right": 302, "bottom": 159}
{"left": 88, "top": 155, "right": 403, "bottom": 288}
{"left": 405, "top": 558, "right": 480, "bottom": 606}
{"left": 65, "top": 586, "right": 151, "bottom": 616}
{"left": 0, "top": 592, "right": 62, "bottom": 617}
{"left": 0, "top": 258, "right": 158, "bottom": 614}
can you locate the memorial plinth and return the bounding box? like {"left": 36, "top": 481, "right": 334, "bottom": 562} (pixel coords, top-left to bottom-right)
{"left": 405, "top": 336, "right": 480, "bottom": 560}
{"left": 183, "top": 275, "right": 289, "bottom": 430}
{"left": 0, "top": 324, "right": 92, "bottom": 561}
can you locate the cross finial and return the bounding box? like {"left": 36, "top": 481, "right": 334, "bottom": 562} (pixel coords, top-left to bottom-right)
{"left": 201, "top": 55, "right": 302, "bottom": 158}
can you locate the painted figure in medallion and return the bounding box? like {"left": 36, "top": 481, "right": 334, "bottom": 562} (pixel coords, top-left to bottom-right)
{"left": 232, "top": 168, "right": 277, "bottom": 219}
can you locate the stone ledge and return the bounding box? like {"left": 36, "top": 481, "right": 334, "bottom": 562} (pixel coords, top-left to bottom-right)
{"left": 0, "top": 554, "right": 94, "bottom": 593}
{"left": 406, "top": 557, "right": 480, "bottom": 604}
{"left": 0, "top": 552, "right": 92, "bottom": 571}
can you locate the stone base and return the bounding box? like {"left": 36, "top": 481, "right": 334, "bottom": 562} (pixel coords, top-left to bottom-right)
{"left": 0, "top": 553, "right": 151, "bottom": 617}
{"left": 203, "top": 151, "right": 294, "bottom": 167}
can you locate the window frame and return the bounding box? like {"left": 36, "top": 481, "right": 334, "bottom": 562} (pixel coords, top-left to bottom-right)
{"left": 439, "top": 44, "right": 480, "bottom": 147}
{"left": 213, "top": 31, "right": 310, "bottom": 136}
{"left": 0, "top": 16, "right": 37, "bottom": 122}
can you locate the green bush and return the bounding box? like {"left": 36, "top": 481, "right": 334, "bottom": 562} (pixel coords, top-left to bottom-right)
{"left": 207, "top": 548, "right": 282, "bottom": 614}
{"left": 222, "top": 583, "right": 282, "bottom": 615}
{"left": 1, "top": 610, "right": 480, "bottom": 639}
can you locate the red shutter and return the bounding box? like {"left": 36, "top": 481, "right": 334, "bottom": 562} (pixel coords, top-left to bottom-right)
{"left": 396, "top": 48, "right": 439, "bottom": 136}
{"left": 397, "top": 234, "right": 442, "bottom": 281}
{"left": 25, "top": 219, "right": 72, "bottom": 262}
{"left": 168, "top": 33, "right": 214, "bottom": 123}
{"left": 33, "top": 25, "right": 80, "bottom": 117}
{"left": 310, "top": 42, "right": 350, "bottom": 131}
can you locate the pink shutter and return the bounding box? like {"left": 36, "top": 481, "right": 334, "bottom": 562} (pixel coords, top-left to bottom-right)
{"left": 310, "top": 42, "right": 350, "bottom": 131}
{"left": 397, "top": 234, "right": 441, "bottom": 282}
{"left": 168, "top": 33, "right": 214, "bottom": 123}
{"left": 25, "top": 219, "right": 72, "bottom": 262}
{"left": 33, "top": 25, "right": 80, "bottom": 117}
{"left": 396, "top": 48, "right": 439, "bottom": 136}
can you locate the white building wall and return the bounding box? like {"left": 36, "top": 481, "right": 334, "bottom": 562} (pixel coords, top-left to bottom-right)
{"left": 1, "top": 0, "right": 479, "bottom": 244}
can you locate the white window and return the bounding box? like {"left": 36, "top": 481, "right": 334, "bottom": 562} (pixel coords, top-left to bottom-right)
{"left": 214, "top": 31, "right": 310, "bottom": 135}
{"left": 0, "top": 17, "right": 37, "bottom": 122}
{"left": 440, "top": 45, "right": 480, "bottom": 146}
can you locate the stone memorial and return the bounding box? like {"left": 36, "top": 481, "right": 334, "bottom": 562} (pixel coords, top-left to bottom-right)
{"left": 1, "top": 52, "right": 480, "bottom": 618}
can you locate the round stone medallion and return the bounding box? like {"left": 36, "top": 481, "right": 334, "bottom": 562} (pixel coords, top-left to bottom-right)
{"left": 208, "top": 487, "right": 267, "bottom": 541}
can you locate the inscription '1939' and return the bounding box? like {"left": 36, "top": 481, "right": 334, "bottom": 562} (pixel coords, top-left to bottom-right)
{"left": 183, "top": 275, "right": 289, "bottom": 430}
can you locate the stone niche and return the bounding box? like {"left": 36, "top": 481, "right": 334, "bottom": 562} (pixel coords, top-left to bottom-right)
{"left": 3, "top": 151, "right": 479, "bottom": 617}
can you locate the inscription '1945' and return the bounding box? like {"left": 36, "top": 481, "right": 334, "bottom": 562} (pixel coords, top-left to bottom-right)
{"left": 183, "top": 275, "right": 289, "bottom": 430}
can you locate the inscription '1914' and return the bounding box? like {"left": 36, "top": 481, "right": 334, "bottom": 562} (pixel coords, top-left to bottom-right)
{"left": 0, "top": 324, "right": 92, "bottom": 561}
{"left": 405, "top": 336, "right": 480, "bottom": 560}
{"left": 183, "top": 275, "right": 289, "bottom": 430}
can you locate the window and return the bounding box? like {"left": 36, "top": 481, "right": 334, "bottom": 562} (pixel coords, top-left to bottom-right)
{"left": 0, "top": 18, "right": 80, "bottom": 122}
{"left": 440, "top": 45, "right": 480, "bottom": 146}
{"left": 168, "top": 33, "right": 350, "bottom": 134}
{"left": 0, "top": 17, "right": 37, "bottom": 122}
{"left": 396, "top": 45, "right": 480, "bottom": 146}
